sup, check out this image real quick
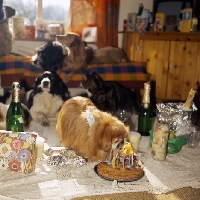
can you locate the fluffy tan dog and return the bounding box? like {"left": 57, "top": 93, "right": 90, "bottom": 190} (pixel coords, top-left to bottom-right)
{"left": 56, "top": 96, "right": 129, "bottom": 161}
{"left": 56, "top": 32, "right": 93, "bottom": 83}
{"left": 0, "top": 103, "right": 8, "bottom": 130}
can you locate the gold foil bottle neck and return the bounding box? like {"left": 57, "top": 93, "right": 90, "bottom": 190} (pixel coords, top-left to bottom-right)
{"left": 11, "top": 82, "right": 21, "bottom": 103}
{"left": 12, "top": 89, "right": 20, "bottom": 103}
{"left": 183, "top": 88, "right": 196, "bottom": 110}
{"left": 142, "top": 82, "right": 151, "bottom": 104}
{"left": 12, "top": 82, "right": 20, "bottom": 89}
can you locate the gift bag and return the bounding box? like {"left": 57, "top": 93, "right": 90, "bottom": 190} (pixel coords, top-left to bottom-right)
{"left": 0, "top": 131, "right": 37, "bottom": 173}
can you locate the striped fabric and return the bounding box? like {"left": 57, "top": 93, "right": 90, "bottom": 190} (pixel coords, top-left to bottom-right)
{"left": 0, "top": 54, "right": 149, "bottom": 88}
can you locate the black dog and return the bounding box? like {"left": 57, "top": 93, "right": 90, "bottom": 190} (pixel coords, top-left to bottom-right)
{"left": 28, "top": 71, "right": 69, "bottom": 126}
{"left": 32, "top": 41, "right": 68, "bottom": 72}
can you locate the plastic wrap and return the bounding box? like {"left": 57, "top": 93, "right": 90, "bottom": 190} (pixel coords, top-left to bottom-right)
{"left": 156, "top": 102, "right": 197, "bottom": 136}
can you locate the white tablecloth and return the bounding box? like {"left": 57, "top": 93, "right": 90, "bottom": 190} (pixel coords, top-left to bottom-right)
{"left": 0, "top": 136, "right": 200, "bottom": 200}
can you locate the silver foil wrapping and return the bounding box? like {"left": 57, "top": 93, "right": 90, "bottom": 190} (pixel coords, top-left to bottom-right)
{"left": 42, "top": 148, "right": 87, "bottom": 168}
{"left": 156, "top": 103, "right": 197, "bottom": 136}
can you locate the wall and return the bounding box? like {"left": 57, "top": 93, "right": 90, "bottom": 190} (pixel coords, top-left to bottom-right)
{"left": 11, "top": 1, "right": 154, "bottom": 55}
{"left": 12, "top": 40, "right": 45, "bottom": 56}
{"left": 118, "top": 0, "right": 153, "bottom": 48}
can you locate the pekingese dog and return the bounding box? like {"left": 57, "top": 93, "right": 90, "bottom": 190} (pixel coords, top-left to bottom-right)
{"left": 56, "top": 96, "right": 129, "bottom": 162}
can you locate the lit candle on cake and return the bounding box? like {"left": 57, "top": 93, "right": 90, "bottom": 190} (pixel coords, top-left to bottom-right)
{"left": 131, "top": 153, "right": 134, "bottom": 165}
{"left": 127, "top": 154, "right": 131, "bottom": 168}
{"left": 122, "top": 154, "right": 125, "bottom": 169}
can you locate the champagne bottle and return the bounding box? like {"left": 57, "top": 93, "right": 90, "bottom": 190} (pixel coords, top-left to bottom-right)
{"left": 182, "top": 88, "right": 196, "bottom": 111}
{"left": 137, "top": 82, "right": 153, "bottom": 136}
{"left": 6, "top": 82, "right": 24, "bottom": 132}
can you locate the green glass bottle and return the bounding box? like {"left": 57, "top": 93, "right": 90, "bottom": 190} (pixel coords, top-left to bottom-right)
{"left": 136, "top": 3, "right": 144, "bottom": 16}
{"left": 138, "top": 82, "right": 153, "bottom": 136}
{"left": 6, "top": 82, "right": 24, "bottom": 132}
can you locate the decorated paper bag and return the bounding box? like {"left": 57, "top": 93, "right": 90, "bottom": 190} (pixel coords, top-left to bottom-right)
{"left": 0, "top": 131, "right": 37, "bottom": 173}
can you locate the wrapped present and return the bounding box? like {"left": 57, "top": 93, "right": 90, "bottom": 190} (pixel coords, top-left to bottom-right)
{"left": 0, "top": 131, "right": 37, "bottom": 173}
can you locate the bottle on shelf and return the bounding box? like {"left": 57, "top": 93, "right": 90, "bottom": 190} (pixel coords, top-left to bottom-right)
{"left": 191, "top": 0, "right": 198, "bottom": 32}
{"left": 182, "top": 88, "right": 196, "bottom": 111}
{"left": 136, "top": 3, "right": 144, "bottom": 26}
{"left": 178, "top": 1, "right": 186, "bottom": 31}
{"left": 136, "top": 3, "right": 144, "bottom": 16}
{"left": 6, "top": 82, "right": 24, "bottom": 132}
{"left": 196, "top": 0, "right": 200, "bottom": 31}
{"left": 137, "top": 82, "right": 153, "bottom": 136}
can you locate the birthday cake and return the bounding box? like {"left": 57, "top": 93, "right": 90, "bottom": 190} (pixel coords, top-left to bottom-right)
{"left": 96, "top": 142, "right": 144, "bottom": 181}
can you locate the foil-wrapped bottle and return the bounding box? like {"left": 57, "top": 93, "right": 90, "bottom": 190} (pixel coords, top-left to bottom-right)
{"left": 182, "top": 88, "right": 196, "bottom": 111}
{"left": 137, "top": 82, "right": 153, "bottom": 136}
{"left": 6, "top": 82, "right": 24, "bottom": 132}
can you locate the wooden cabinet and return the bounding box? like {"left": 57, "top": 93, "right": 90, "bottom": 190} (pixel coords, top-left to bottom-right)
{"left": 122, "top": 31, "right": 200, "bottom": 102}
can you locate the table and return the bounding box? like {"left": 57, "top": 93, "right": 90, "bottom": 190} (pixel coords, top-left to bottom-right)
{"left": 0, "top": 136, "right": 199, "bottom": 200}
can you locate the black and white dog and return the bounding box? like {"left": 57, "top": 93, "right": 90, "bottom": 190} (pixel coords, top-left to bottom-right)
{"left": 28, "top": 71, "right": 69, "bottom": 126}
{"left": 32, "top": 41, "right": 68, "bottom": 72}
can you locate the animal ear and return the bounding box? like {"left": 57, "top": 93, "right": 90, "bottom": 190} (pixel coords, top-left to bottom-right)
{"left": 95, "top": 74, "right": 103, "bottom": 82}
{"left": 91, "top": 117, "right": 112, "bottom": 152}
{"left": 92, "top": 72, "right": 103, "bottom": 82}
{"left": 93, "top": 73, "right": 103, "bottom": 88}
{"left": 70, "top": 36, "right": 81, "bottom": 48}
{"left": 99, "top": 128, "right": 112, "bottom": 152}
{"left": 83, "top": 73, "right": 89, "bottom": 80}
{"left": 83, "top": 74, "right": 87, "bottom": 81}
{"left": 58, "top": 81, "right": 69, "bottom": 100}
{"left": 35, "top": 44, "right": 45, "bottom": 52}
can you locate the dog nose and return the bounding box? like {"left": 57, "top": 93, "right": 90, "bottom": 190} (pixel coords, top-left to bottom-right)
{"left": 43, "top": 81, "right": 49, "bottom": 88}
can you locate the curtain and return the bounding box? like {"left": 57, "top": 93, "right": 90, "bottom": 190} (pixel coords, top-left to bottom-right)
{"left": 69, "top": 0, "right": 119, "bottom": 48}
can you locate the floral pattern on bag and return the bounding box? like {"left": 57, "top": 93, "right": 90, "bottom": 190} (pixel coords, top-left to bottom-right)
{"left": 0, "top": 131, "right": 37, "bottom": 173}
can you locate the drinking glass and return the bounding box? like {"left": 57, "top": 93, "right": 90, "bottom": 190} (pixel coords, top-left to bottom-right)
{"left": 187, "top": 126, "right": 200, "bottom": 148}
{"left": 115, "top": 108, "right": 132, "bottom": 123}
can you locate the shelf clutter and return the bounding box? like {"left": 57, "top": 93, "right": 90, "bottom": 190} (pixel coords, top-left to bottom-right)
{"left": 124, "top": 1, "right": 200, "bottom": 34}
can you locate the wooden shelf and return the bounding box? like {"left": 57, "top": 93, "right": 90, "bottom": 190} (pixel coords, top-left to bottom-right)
{"left": 120, "top": 31, "right": 200, "bottom": 42}
{"left": 14, "top": 38, "right": 50, "bottom": 42}
{"left": 122, "top": 31, "right": 200, "bottom": 102}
